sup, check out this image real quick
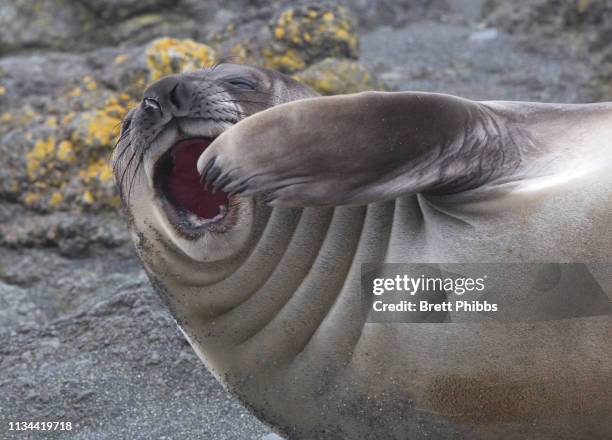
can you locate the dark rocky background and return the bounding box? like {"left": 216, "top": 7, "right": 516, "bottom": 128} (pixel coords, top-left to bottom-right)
{"left": 1, "top": 0, "right": 611, "bottom": 438}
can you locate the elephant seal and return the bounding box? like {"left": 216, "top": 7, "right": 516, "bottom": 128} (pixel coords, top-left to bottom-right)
{"left": 113, "top": 63, "right": 612, "bottom": 439}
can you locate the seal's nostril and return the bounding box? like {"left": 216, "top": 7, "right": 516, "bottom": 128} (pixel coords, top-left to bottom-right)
{"left": 143, "top": 97, "right": 162, "bottom": 113}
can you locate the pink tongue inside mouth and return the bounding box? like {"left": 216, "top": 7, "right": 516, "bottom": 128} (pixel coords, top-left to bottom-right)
{"left": 167, "top": 138, "right": 228, "bottom": 220}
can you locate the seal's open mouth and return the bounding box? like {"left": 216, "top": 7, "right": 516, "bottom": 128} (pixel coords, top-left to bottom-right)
{"left": 155, "top": 138, "right": 229, "bottom": 235}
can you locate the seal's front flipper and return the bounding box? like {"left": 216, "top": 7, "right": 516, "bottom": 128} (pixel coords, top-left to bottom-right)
{"left": 198, "top": 91, "right": 497, "bottom": 207}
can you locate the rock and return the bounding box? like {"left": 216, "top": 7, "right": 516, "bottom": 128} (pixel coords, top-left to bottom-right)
{"left": 112, "top": 14, "right": 201, "bottom": 47}
{"left": 0, "top": 279, "right": 270, "bottom": 439}
{"left": 262, "top": 4, "right": 359, "bottom": 72}
{"left": 468, "top": 28, "right": 499, "bottom": 43}
{"left": 0, "top": 0, "right": 218, "bottom": 55}
{"left": 0, "top": 204, "right": 129, "bottom": 255}
{"left": 0, "top": 282, "right": 43, "bottom": 329}
{"left": 449, "top": 0, "right": 487, "bottom": 21}
{"left": 145, "top": 38, "right": 217, "bottom": 81}
{"left": 0, "top": 53, "right": 93, "bottom": 109}
{"left": 483, "top": 0, "right": 612, "bottom": 98}
{"left": 0, "top": 0, "right": 97, "bottom": 55}
{"left": 343, "top": 0, "right": 449, "bottom": 30}
{"left": 0, "top": 87, "right": 133, "bottom": 212}
{"left": 78, "top": 0, "right": 177, "bottom": 22}
{"left": 484, "top": 1, "right": 555, "bottom": 35}
{"left": 294, "top": 58, "right": 385, "bottom": 94}
{"left": 485, "top": 0, "right": 612, "bottom": 39}
{"left": 210, "top": 3, "right": 360, "bottom": 73}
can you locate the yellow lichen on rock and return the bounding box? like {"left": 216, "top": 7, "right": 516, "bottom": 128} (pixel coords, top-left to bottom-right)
{"left": 68, "top": 87, "right": 82, "bottom": 98}
{"left": 322, "top": 12, "right": 334, "bottom": 21}
{"left": 26, "top": 136, "right": 56, "bottom": 180}
{"left": 83, "top": 76, "right": 98, "bottom": 91}
{"left": 58, "top": 90, "right": 136, "bottom": 210}
{"left": 294, "top": 58, "right": 385, "bottom": 95}
{"left": 79, "top": 159, "right": 113, "bottom": 184}
{"left": 263, "top": 4, "right": 359, "bottom": 73}
{"left": 274, "top": 27, "right": 286, "bottom": 40}
{"left": 261, "top": 47, "right": 307, "bottom": 72}
{"left": 23, "top": 192, "right": 41, "bottom": 206}
{"left": 146, "top": 38, "right": 217, "bottom": 81}
{"left": 61, "top": 113, "right": 75, "bottom": 125}
{"left": 228, "top": 43, "right": 249, "bottom": 63}
{"left": 82, "top": 190, "right": 95, "bottom": 205}
{"left": 11, "top": 107, "right": 38, "bottom": 127}
{"left": 56, "top": 140, "right": 76, "bottom": 162}
{"left": 49, "top": 191, "right": 64, "bottom": 206}
{"left": 17, "top": 84, "right": 136, "bottom": 211}
{"left": 0, "top": 85, "right": 6, "bottom": 96}
{"left": 81, "top": 111, "right": 119, "bottom": 147}
{"left": 72, "top": 93, "right": 135, "bottom": 148}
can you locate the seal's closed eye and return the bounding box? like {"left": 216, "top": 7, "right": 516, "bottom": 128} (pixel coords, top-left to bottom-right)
{"left": 223, "top": 76, "right": 257, "bottom": 91}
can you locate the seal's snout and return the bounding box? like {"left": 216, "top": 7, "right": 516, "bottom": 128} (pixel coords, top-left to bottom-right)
{"left": 142, "top": 75, "right": 193, "bottom": 118}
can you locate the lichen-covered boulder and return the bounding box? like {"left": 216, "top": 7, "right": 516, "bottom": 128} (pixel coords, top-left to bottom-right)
{"left": 210, "top": 3, "right": 360, "bottom": 74}
{"left": 294, "top": 58, "right": 385, "bottom": 95}
{"left": 145, "top": 37, "right": 217, "bottom": 81}
{"left": 262, "top": 4, "right": 359, "bottom": 72}
{"left": 4, "top": 90, "right": 136, "bottom": 212}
